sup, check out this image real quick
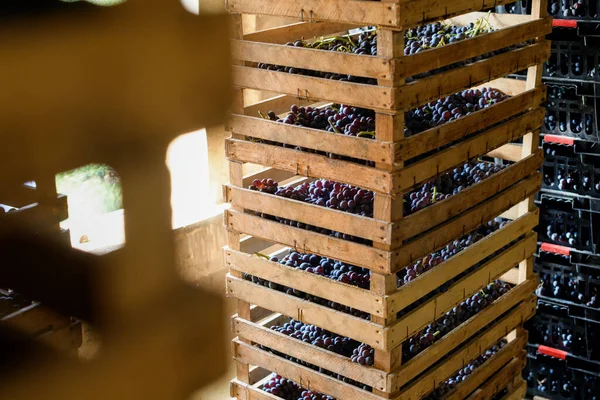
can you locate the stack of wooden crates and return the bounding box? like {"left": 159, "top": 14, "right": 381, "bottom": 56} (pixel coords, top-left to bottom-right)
{"left": 225, "top": 0, "right": 551, "bottom": 399}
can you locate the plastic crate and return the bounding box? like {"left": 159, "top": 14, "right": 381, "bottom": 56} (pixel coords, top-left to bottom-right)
{"left": 543, "top": 82, "right": 600, "bottom": 140}
{"left": 535, "top": 244, "right": 600, "bottom": 320}
{"left": 498, "top": 0, "right": 600, "bottom": 22}
{"left": 537, "top": 192, "right": 600, "bottom": 253}
{"left": 546, "top": 27, "right": 600, "bottom": 82}
{"left": 542, "top": 138, "right": 600, "bottom": 197}
{"left": 526, "top": 298, "right": 600, "bottom": 360}
{"left": 524, "top": 343, "right": 600, "bottom": 399}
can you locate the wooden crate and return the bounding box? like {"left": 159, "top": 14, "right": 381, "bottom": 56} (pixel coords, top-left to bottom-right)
{"left": 226, "top": 1, "right": 546, "bottom": 398}
{"left": 226, "top": 0, "right": 532, "bottom": 30}
{"left": 230, "top": 313, "right": 532, "bottom": 399}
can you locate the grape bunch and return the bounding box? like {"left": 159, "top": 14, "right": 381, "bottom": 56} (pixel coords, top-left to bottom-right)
{"left": 404, "top": 161, "right": 506, "bottom": 215}
{"left": 558, "top": 0, "right": 587, "bottom": 17}
{"left": 276, "top": 251, "right": 370, "bottom": 289}
{"left": 243, "top": 271, "right": 371, "bottom": 319}
{"left": 402, "top": 281, "right": 512, "bottom": 361}
{"left": 266, "top": 320, "right": 360, "bottom": 358}
{"left": 526, "top": 365, "right": 579, "bottom": 396}
{"left": 544, "top": 219, "right": 579, "bottom": 247}
{"left": 536, "top": 269, "right": 599, "bottom": 307}
{"left": 422, "top": 339, "right": 508, "bottom": 399}
{"left": 397, "top": 218, "right": 508, "bottom": 286}
{"left": 261, "top": 374, "right": 336, "bottom": 400}
{"left": 529, "top": 318, "right": 580, "bottom": 352}
{"left": 258, "top": 18, "right": 496, "bottom": 84}
{"left": 351, "top": 343, "right": 374, "bottom": 366}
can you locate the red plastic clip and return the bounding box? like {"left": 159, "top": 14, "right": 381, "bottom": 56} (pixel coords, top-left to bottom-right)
{"left": 544, "top": 135, "right": 575, "bottom": 146}
{"left": 538, "top": 345, "right": 568, "bottom": 360}
{"left": 553, "top": 19, "right": 578, "bottom": 28}
{"left": 540, "top": 242, "right": 572, "bottom": 256}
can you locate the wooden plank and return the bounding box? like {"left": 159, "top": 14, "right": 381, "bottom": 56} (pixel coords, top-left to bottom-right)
{"left": 232, "top": 317, "right": 387, "bottom": 390}
{"left": 239, "top": 235, "right": 275, "bottom": 254}
{"left": 227, "top": 0, "right": 399, "bottom": 27}
{"left": 398, "top": 0, "right": 530, "bottom": 28}
{"left": 500, "top": 267, "right": 520, "bottom": 286}
{"left": 227, "top": 114, "right": 395, "bottom": 164}
{"left": 399, "top": 16, "right": 552, "bottom": 78}
{"left": 231, "top": 379, "right": 282, "bottom": 400}
{"left": 387, "top": 211, "right": 538, "bottom": 313}
{"left": 244, "top": 94, "right": 319, "bottom": 117}
{"left": 487, "top": 143, "right": 524, "bottom": 162}
{"left": 233, "top": 339, "right": 384, "bottom": 400}
{"left": 2, "top": 303, "right": 71, "bottom": 337}
{"left": 389, "top": 291, "right": 537, "bottom": 391}
{"left": 226, "top": 138, "right": 394, "bottom": 194}
{"left": 225, "top": 247, "right": 384, "bottom": 317}
{"left": 395, "top": 86, "right": 546, "bottom": 161}
{"left": 225, "top": 209, "right": 392, "bottom": 272}
{"left": 233, "top": 66, "right": 395, "bottom": 111}
{"left": 465, "top": 359, "right": 526, "bottom": 400}
{"left": 387, "top": 233, "right": 537, "bottom": 343}
{"left": 232, "top": 39, "right": 393, "bottom": 80}
{"left": 250, "top": 305, "right": 275, "bottom": 323}
{"left": 400, "top": 330, "right": 527, "bottom": 400}
{"left": 445, "top": 350, "right": 527, "bottom": 400}
{"left": 392, "top": 151, "right": 543, "bottom": 241}
{"left": 243, "top": 21, "right": 359, "bottom": 44}
{"left": 392, "top": 108, "right": 544, "bottom": 194}
{"left": 225, "top": 184, "right": 391, "bottom": 244}
{"left": 226, "top": 274, "right": 386, "bottom": 349}
{"left": 397, "top": 42, "right": 550, "bottom": 110}
{"left": 242, "top": 167, "right": 296, "bottom": 188}
{"left": 391, "top": 174, "right": 541, "bottom": 269}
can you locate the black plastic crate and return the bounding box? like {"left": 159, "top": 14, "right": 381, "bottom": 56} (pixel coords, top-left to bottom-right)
{"left": 497, "top": 0, "right": 600, "bottom": 22}
{"left": 527, "top": 297, "right": 600, "bottom": 361}
{"left": 542, "top": 138, "right": 600, "bottom": 197}
{"left": 535, "top": 247, "right": 600, "bottom": 320}
{"left": 546, "top": 27, "right": 600, "bottom": 82}
{"left": 543, "top": 82, "right": 600, "bottom": 140}
{"left": 537, "top": 192, "right": 600, "bottom": 253}
{"left": 524, "top": 344, "right": 600, "bottom": 399}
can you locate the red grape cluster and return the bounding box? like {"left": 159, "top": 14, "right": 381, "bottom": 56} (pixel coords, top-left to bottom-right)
{"left": 422, "top": 339, "right": 508, "bottom": 399}
{"left": 405, "top": 161, "right": 506, "bottom": 215}
{"left": 267, "top": 320, "right": 359, "bottom": 357}
{"left": 262, "top": 374, "right": 338, "bottom": 400}
{"left": 402, "top": 281, "right": 512, "bottom": 361}
{"left": 276, "top": 252, "right": 370, "bottom": 289}
{"left": 397, "top": 218, "right": 507, "bottom": 286}
{"left": 537, "top": 270, "right": 599, "bottom": 308}
{"left": 405, "top": 88, "right": 510, "bottom": 131}
{"left": 544, "top": 219, "right": 579, "bottom": 247}
{"left": 351, "top": 343, "right": 374, "bottom": 366}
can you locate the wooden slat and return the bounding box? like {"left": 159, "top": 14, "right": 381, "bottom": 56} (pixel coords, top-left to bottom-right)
{"left": 227, "top": 0, "right": 399, "bottom": 27}
{"left": 225, "top": 247, "right": 384, "bottom": 316}
{"left": 391, "top": 173, "right": 541, "bottom": 268}
{"left": 226, "top": 274, "right": 386, "bottom": 349}
{"left": 487, "top": 143, "right": 524, "bottom": 162}
{"left": 445, "top": 351, "right": 527, "bottom": 400}
{"left": 243, "top": 21, "right": 360, "bottom": 44}
{"left": 387, "top": 211, "right": 538, "bottom": 314}
{"left": 233, "top": 339, "right": 384, "bottom": 400}
{"left": 400, "top": 330, "right": 527, "bottom": 400}
{"left": 397, "top": 41, "right": 551, "bottom": 110}
{"left": 393, "top": 151, "right": 542, "bottom": 241}
{"left": 232, "top": 316, "right": 387, "bottom": 390}
{"left": 233, "top": 66, "right": 395, "bottom": 111}
{"left": 387, "top": 233, "right": 537, "bottom": 344}
{"left": 388, "top": 290, "right": 537, "bottom": 391}
{"left": 399, "top": 16, "right": 552, "bottom": 78}
{"left": 227, "top": 114, "right": 395, "bottom": 164}
{"left": 244, "top": 94, "right": 318, "bottom": 117}
{"left": 242, "top": 167, "right": 296, "bottom": 188}
{"left": 225, "top": 209, "right": 391, "bottom": 272}
{"left": 232, "top": 39, "right": 393, "bottom": 80}
{"left": 226, "top": 138, "right": 393, "bottom": 194}
{"left": 225, "top": 184, "right": 391, "bottom": 244}
{"left": 393, "top": 108, "right": 544, "bottom": 194}
{"left": 395, "top": 86, "right": 546, "bottom": 161}
{"left": 231, "top": 379, "right": 282, "bottom": 400}
{"left": 465, "top": 359, "right": 526, "bottom": 400}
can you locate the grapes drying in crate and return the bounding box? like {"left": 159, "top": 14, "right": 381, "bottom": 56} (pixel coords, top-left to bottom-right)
{"left": 262, "top": 374, "right": 335, "bottom": 400}
{"left": 257, "top": 16, "right": 529, "bottom": 84}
